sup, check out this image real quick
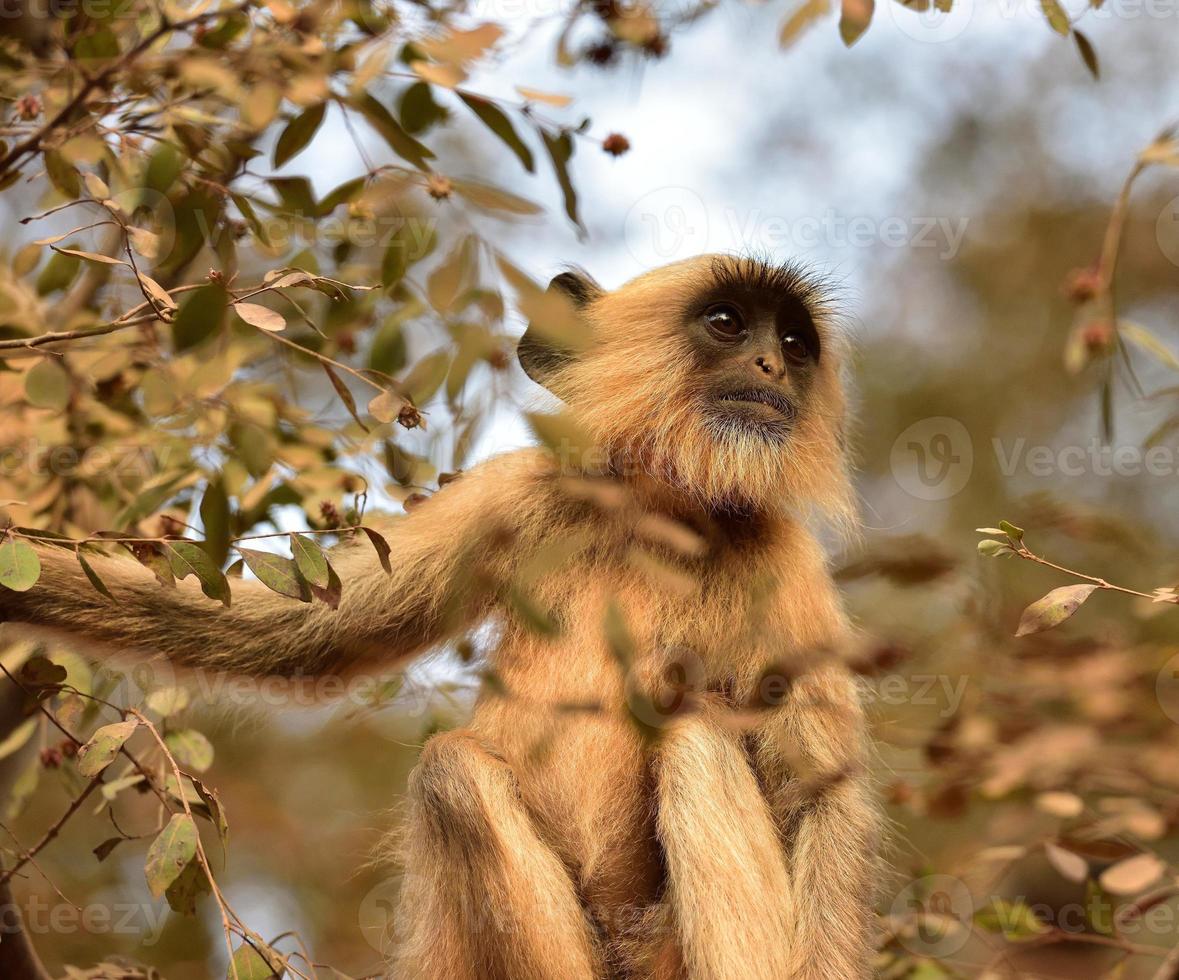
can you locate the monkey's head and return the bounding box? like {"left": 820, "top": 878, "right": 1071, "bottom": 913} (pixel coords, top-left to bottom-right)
{"left": 518, "top": 254, "right": 854, "bottom": 522}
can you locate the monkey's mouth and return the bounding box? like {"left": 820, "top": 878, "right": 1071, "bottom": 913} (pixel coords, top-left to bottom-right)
{"left": 715, "top": 388, "right": 797, "bottom": 423}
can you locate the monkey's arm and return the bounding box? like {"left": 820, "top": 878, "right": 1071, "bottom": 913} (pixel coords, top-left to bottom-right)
{"left": 0, "top": 451, "right": 547, "bottom": 679}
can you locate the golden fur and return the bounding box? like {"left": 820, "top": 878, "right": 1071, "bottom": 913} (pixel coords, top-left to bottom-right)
{"left": 0, "top": 254, "right": 879, "bottom": 979}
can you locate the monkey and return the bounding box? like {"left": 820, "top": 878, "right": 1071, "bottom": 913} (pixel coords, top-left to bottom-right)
{"left": 0, "top": 253, "right": 880, "bottom": 980}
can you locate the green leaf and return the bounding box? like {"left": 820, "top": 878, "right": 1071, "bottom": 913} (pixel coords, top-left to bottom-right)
{"left": 165, "top": 857, "right": 210, "bottom": 915}
{"left": 974, "top": 898, "right": 1048, "bottom": 940}
{"left": 172, "top": 282, "right": 228, "bottom": 353}
{"left": 24, "top": 359, "right": 71, "bottom": 410}
{"left": 402, "top": 350, "right": 451, "bottom": 405}
{"left": 227, "top": 941, "right": 284, "bottom": 980}
{"left": 76, "top": 719, "right": 138, "bottom": 777}
{"left": 998, "top": 520, "right": 1025, "bottom": 542}
{"left": 307, "top": 561, "right": 342, "bottom": 610}
{"left": 354, "top": 93, "right": 435, "bottom": 170}
{"left": 166, "top": 541, "right": 231, "bottom": 607}
{"left": 459, "top": 93, "right": 534, "bottom": 173}
{"left": 165, "top": 729, "right": 215, "bottom": 772}
{"left": 145, "top": 813, "right": 198, "bottom": 898}
{"left": 290, "top": 533, "right": 329, "bottom": 588}
{"left": 199, "top": 481, "right": 232, "bottom": 569}
{"left": 1015, "top": 584, "right": 1098, "bottom": 637}
{"left": 540, "top": 127, "right": 583, "bottom": 235}
{"left": 273, "top": 102, "right": 326, "bottom": 168}
{"left": 977, "top": 539, "right": 1012, "bottom": 558}
{"left": 238, "top": 548, "right": 310, "bottom": 601}
{"left": 0, "top": 537, "right": 41, "bottom": 592}
{"left": 77, "top": 552, "right": 113, "bottom": 599}
{"left": 146, "top": 687, "right": 190, "bottom": 716}
{"left": 144, "top": 142, "right": 184, "bottom": 195}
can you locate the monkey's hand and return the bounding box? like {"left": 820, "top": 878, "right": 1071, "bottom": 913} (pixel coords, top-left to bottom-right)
{"left": 750, "top": 663, "right": 880, "bottom": 980}
{"left": 0, "top": 451, "right": 547, "bottom": 680}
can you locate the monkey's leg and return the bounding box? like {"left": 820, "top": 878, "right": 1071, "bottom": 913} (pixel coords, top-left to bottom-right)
{"left": 390, "top": 729, "right": 603, "bottom": 980}
{"left": 652, "top": 699, "right": 795, "bottom": 980}
{"left": 751, "top": 664, "right": 880, "bottom": 980}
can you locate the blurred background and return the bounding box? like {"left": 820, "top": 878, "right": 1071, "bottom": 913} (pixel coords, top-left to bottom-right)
{"left": 2, "top": 1, "right": 1179, "bottom": 977}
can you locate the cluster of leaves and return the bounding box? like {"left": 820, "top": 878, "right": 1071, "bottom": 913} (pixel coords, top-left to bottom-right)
{"left": 779, "top": 0, "right": 1105, "bottom": 72}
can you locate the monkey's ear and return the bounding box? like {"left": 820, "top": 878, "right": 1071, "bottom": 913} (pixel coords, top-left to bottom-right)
{"left": 517, "top": 270, "right": 604, "bottom": 392}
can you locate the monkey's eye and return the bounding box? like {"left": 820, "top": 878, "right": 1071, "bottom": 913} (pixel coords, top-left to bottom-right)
{"left": 782, "top": 334, "right": 813, "bottom": 363}
{"left": 704, "top": 304, "right": 745, "bottom": 339}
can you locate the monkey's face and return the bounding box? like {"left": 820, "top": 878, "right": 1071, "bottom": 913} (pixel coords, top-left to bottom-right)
{"left": 519, "top": 255, "right": 854, "bottom": 521}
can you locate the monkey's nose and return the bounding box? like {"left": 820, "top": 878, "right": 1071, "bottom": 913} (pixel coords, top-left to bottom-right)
{"left": 751, "top": 353, "right": 786, "bottom": 380}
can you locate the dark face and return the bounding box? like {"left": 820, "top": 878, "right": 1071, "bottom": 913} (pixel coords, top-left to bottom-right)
{"left": 684, "top": 281, "right": 821, "bottom": 440}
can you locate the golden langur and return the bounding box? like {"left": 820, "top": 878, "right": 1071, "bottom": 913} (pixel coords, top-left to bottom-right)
{"left": 0, "top": 254, "right": 880, "bottom": 980}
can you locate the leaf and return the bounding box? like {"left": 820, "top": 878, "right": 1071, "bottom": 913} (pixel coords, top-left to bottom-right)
{"left": 76, "top": 719, "right": 138, "bottom": 777}
{"left": 166, "top": 541, "right": 231, "bottom": 607}
{"left": 146, "top": 687, "right": 190, "bottom": 716}
{"left": 452, "top": 179, "right": 542, "bottom": 215}
{"left": 410, "top": 60, "right": 466, "bottom": 88}
{"left": 977, "top": 539, "right": 1012, "bottom": 557}
{"left": 0, "top": 537, "right": 41, "bottom": 592}
{"left": 173, "top": 282, "right": 228, "bottom": 352}
{"left": 307, "top": 560, "right": 342, "bottom": 609}
{"left": 1120, "top": 321, "right": 1179, "bottom": 373}
{"left": 20, "top": 656, "right": 67, "bottom": 688}
{"left": 192, "top": 775, "right": 229, "bottom": 853}
{"left": 25, "top": 358, "right": 71, "bottom": 410}
{"left": 458, "top": 93, "right": 535, "bottom": 173}
{"left": 273, "top": 102, "right": 327, "bottom": 168}
{"left": 165, "top": 729, "right": 215, "bottom": 772}
{"left": 1014, "top": 584, "right": 1098, "bottom": 637}
{"left": 234, "top": 302, "right": 286, "bottom": 332}
{"left": 200, "top": 479, "right": 232, "bottom": 567}
{"left": 368, "top": 388, "right": 409, "bottom": 424}
{"left": 361, "top": 527, "right": 392, "bottom": 574}
{"left": 1074, "top": 29, "right": 1099, "bottom": 79}
{"left": 839, "top": 0, "right": 874, "bottom": 46}
{"left": 83, "top": 172, "right": 110, "bottom": 198}
{"left": 144, "top": 813, "right": 198, "bottom": 898}
{"left": 139, "top": 272, "right": 175, "bottom": 309}
{"left": 165, "top": 857, "right": 210, "bottom": 915}
{"left": 227, "top": 941, "right": 285, "bottom": 980}
{"left": 290, "top": 533, "right": 329, "bottom": 588}
{"left": 354, "top": 93, "right": 435, "bottom": 170}
{"left": 1041, "top": 0, "right": 1071, "bottom": 33}
{"left": 973, "top": 898, "right": 1049, "bottom": 940}
{"left": 77, "top": 552, "right": 113, "bottom": 599}
{"left": 780, "top": 0, "right": 831, "bottom": 47}
{"left": 540, "top": 127, "right": 583, "bottom": 234}
{"left": 401, "top": 350, "right": 451, "bottom": 405}
{"left": 50, "top": 246, "right": 127, "bottom": 266}
{"left": 239, "top": 548, "right": 310, "bottom": 601}
{"left": 515, "top": 86, "right": 572, "bottom": 107}
{"left": 1099, "top": 853, "right": 1166, "bottom": 896}
{"left": 998, "top": 520, "right": 1024, "bottom": 542}
{"left": 1045, "top": 842, "right": 1089, "bottom": 883}
{"left": 320, "top": 362, "right": 369, "bottom": 432}
{"left": 93, "top": 837, "right": 124, "bottom": 862}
